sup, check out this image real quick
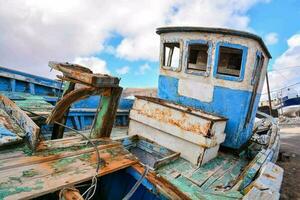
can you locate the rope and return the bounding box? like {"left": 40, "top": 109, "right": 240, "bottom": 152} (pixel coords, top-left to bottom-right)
{"left": 122, "top": 165, "right": 149, "bottom": 200}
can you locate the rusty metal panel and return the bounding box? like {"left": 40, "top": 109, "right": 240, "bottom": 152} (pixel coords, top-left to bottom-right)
{"left": 128, "top": 96, "right": 227, "bottom": 165}
{"left": 130, "top": 96, "right": 226, "bottom": 140}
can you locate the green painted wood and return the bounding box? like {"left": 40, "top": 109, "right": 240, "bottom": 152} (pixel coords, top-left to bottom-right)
{"left": 90, "top": 87, "right": 122, "bottom": 138}
{"left": 238, "top": 149, "right": 271, "bottom": 192}
{"left": 208, "top": 158, "right": 248, "bottom": 191}
{"left": 157, "top": 153, "right": 248, "bottom": 200}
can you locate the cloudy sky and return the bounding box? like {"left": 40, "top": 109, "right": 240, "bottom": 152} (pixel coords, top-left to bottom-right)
{"left": 0, "top": 0, "right": 299, "bottom": 98}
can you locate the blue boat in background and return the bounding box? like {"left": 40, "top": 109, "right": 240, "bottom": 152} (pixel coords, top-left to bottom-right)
{"left": 0, "top": 66, "right": 133, "bottom": 134}
{"left": 277, "top": 89, "right": 300, "bottom": 117}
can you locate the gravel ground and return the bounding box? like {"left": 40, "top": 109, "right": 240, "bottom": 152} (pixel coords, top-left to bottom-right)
{"left": 277, "top": 126, "right": 300, "bottom": 200}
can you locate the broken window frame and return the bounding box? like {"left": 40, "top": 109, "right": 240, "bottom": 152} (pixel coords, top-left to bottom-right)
{"left": 161, "top": 39, "right": 183, "bottom": 72}
{"left": 213, "top": 42, "right": 248, "bottom": 82}
{"left": 185, "top": 40, "right": 212, "bottom": 77}
{"left": 251, "top": 51, "right": 265, "bottom": 85}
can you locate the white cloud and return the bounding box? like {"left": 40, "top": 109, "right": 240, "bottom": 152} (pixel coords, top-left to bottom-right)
{"left": 116, "top": 66, "right": 130, "bottom": 75}
{"left": 136, "top": 63, "right": 151, "bottom": 75}
{"left": 274, "top": 34, "right": 300, "bottom": 68}
{"left": 0, "top": 0, "right": 270, "bottom": 78}
{"left": 263, "top": 33, "right": 300, "bottom": 99}
{"left": 73, "top": 57, "right": 110, "bottom": 74}
{"left": 265, "top": 32, "right": 279, "bottom": 45}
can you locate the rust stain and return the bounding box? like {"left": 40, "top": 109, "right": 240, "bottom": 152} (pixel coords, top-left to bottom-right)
{"left": 102, "top": 88, "right": 112, "bottom": 97}
{"left": 135, "top": 107, "right": 211, "bottom": 136}
{"left": 0, "top": 114, "right": 15, "bottom": 132}
{"left": 264, "top": 173, "right": 276, "bottom": 179}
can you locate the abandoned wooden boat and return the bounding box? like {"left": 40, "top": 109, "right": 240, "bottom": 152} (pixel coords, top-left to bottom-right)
{"left": 0, "top": 27, "right": 283, "bottom": 200}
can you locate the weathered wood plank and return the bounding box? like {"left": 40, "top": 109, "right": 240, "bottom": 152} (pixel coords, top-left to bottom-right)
{"left": 51, "top": 81, "right": 75, "bottom": 139}
{"left": 90, "top": 87, "right": 122, "bottom": 138}
{"left": 0, "top": 68, "right": 62, "bottom": 89}
{"left": 49, "top": 62, "right": 120, "bottom": 88}
{"left": 0, "top": 140, "right": 121, "bottom": 171}
{"left": 0, "top": 94, "right": 40, "bottom": 150}
{"left": 0, "top": 150, "right": 25, "bottom": 161}
{"left": 36, "top": 136, "right": 117, "bottom": 151}
{"left": 46, "top": 87, "right": 104, "bottom": 125}
{"left": 243, "top": 161, "right": 283, "bottom": 196}
{"left": 0, "top": 146, "right": 137, "bottom": 200}
{"left": 132, "top": 164, "right": 191, "bottom": 200}
{"left": 236, "top": 149, "right": 271, "bottom": 191}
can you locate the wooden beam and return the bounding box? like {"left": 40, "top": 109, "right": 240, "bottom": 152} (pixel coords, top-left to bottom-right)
{"left": 132, "top": 164, "right": 191, "bottom": 200}
{"left": 46, "top": 87, "right": 104, "bottom": 125}
{"left": 90, "top": 87, "right": 122, "bottom": 138}
{"left": 51, "top": 81, "right": 75, "bottom": 139}
{"left": 265, "top": 72, "right": 273, "bottom": 116}
{"left": 49, "top": 62, "right": 120, "bottom": 88}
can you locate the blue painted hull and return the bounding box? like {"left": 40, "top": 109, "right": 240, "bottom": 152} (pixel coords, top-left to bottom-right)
{"left": 158, "top": 75, "right": 260, "bottom": 149}
{"left": 97, "top": 167, "right": 161, "bottom": 200}
{"left": 282, "top": 96, "right": 300, "bottom": 107}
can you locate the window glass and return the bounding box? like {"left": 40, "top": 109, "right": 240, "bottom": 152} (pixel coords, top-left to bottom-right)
{"left": 163, "top": 43, "right": 180, "bottom": 70}
{"left": 187, "top": 44, "right": 208, "bottom": 71}
{"left": 217, "top": 46, "right": 243, "bottom": 77}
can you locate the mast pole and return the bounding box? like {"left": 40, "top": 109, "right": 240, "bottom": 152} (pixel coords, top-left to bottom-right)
{"left": 266, "top": 72, "right": 273, "bottom": 116}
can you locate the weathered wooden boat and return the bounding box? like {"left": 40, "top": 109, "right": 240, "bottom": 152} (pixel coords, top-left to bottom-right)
{"left": 0, "top": 66, "right": 132, "bottom": 133}
{"left": 0, "top": 26, "right": 283, "bottom": 200}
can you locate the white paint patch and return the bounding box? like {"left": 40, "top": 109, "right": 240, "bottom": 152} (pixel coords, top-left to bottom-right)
{"left": 178, "top": 79, "right": 214, "bottom": 102}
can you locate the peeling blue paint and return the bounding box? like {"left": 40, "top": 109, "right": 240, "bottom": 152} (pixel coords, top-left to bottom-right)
{"left": 158, "top": 75, "right": 261, "bottom": 149}
{"left": 0, "top": 124, "right": 15, "bottom": 137}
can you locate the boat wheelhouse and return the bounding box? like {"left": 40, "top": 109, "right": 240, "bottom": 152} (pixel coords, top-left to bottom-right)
{"left": 156, "top": 27, "right": 271, "bottom": 149}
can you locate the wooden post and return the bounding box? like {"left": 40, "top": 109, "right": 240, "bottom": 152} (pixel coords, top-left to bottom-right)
{"left": 265, "top": 72, "right": 273, "bottom": 116}
{"left": 90, "top": 87, "right": 122, "bottom": 138}
{"left": 51, "top": 82, "right": 75, "bottom": 139}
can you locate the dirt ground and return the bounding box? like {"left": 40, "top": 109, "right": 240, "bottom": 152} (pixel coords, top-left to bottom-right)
{"left": 277, "top": 126, "right": 300, "bottom": 200}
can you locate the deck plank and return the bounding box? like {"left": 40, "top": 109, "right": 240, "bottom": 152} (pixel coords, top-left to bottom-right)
{"left": 157, "top": 154, "right": 248, "bottom": 200}
{"left": 0, "top": 137, "right": 138, "bottom": 200}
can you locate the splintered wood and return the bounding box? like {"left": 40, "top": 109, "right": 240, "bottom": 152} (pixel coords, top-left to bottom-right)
{"left": 0, "top": 94, "right": 40, "bottom": 150}
{"left": 0, "top": 137, "right": 137, "bottom": 200}
{"left": 49, "top": 61, "right": 120, "bottom": 88}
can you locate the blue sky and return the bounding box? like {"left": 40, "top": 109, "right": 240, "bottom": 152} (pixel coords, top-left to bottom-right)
{"left": 248, "top": 0, "right": 300, "bottom": 64}
{"left": 94, "top": 34, "right": 158, "bottom": 88}
{"left": 90, "top": 0, "right": 300, "bottom": 90}
{"left": 0, "top": 0, "right": 299, "bottom": 95}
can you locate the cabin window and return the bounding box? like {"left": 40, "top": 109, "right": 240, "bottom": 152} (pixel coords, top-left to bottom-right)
{"left": 214, "top": 42, "right": 248, "bottom": 82}
{"left": 187, "top": 44, "right": 209, "bottom": 71}
{"left": 163, "top": 42, "right": 180, "bottom": 70}
{"left": 217, "top": 47, "right": 242, "bottom": 77}
{"left": 185, "top": 40, "right": 212, "bottom": 76}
